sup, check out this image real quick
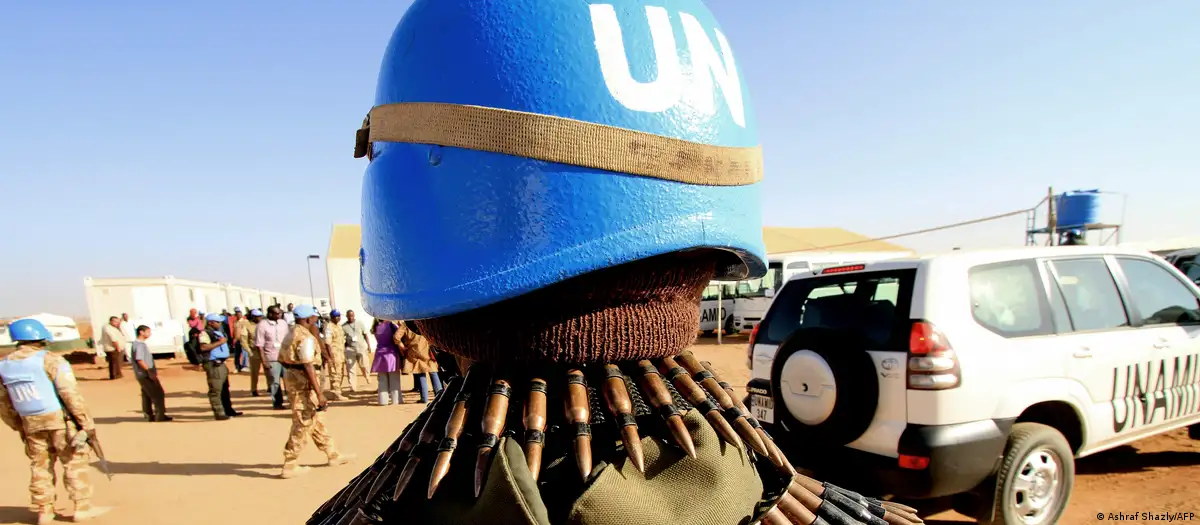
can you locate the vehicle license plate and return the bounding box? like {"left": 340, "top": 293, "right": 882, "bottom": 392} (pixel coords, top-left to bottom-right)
{"left": 751, "top": 394, "right": 774, "bottom": 424}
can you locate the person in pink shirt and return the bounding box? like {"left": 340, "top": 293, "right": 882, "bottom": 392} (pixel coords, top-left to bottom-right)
{"left": 187, "top": 309, "right": 204, "bottom": 331}
{"left": 255, "top": 305, "right": 292, "bottom": 409}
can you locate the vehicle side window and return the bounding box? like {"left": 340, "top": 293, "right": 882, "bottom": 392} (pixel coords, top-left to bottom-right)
{"left": 1048, "top": 258, "right": 1129, "bottom": 332}
{"left": 1115, "top": 257, "right": 1200, "bottom": 326}
{"left": 1181, "top": 262, "right": 1200, "bottom": 285}
{"left": 967, "top": 260, "right": 1053, "bottom": 337}
{"left": 1046, "top": 274, "right": 1075, "bottom": 334}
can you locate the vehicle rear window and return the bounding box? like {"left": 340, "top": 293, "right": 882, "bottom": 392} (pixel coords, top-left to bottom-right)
{"left": 758, "top": 269, "right": 915, "bottom": 350}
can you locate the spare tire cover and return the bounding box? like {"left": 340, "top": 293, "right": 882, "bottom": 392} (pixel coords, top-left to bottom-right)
{"left": 770, "top": 328, "right": 880, "bottom": 446}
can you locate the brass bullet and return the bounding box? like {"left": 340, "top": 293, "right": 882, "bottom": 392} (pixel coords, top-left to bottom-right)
{"left": 658, "top": 356, "right": 740, "bottom": 448}
{"left": 757, "top": 427, "right": 790, "bottom": 473}
{"left": 392, "top": 456, "right": 422, "bottom": 502}
{"left": 363, "top": 462, "right": 396, "bottom": 503}
{"left": 601, "top": 364, "right": 645, "bottom": 472}
{"left": 792, "top": 475, "right": 824, "bottom": 496}
{"left": 786, "top": 481, "right": 824, "bottom": 511}
{"left": 523, "top": 377, "right": 548, "bottom": 481}
{"left": 392, "top": 378, "right": 461, "bottom": 501}
{"left": 761, "top": 506, "right": 792, "bottom": 525}
{"left": 474, "top": 375, "right": 512, "bottom": 497}
{"left": 635, "top": 360, "right": 696, "bottom": 459}
{"left": 777, "top": 492, "right": 818, "bottom": 525}
{"left": 427, "top": 367, "right": 476, "bottom": 499}
{"left": 677, "top": 352, "right": 769, "bottom": 456}
{"left": 565, "top": 368, "right": 593, "bottom": 481}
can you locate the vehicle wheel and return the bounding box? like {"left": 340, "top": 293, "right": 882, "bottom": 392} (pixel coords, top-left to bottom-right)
{"left": 769, "top": 328, "right": 879, "bottom": 446}
{"left": 701, "top": 330, "right": 716, "bottom": 337}
{"left": 723, "top": 313, "right": 735, "bottom": 335}
{"left": 982, "top": 423, "right": 1074, "bottom": 525}
{"left": 1189, "top": 423, "right": 1200, "bottom": 440}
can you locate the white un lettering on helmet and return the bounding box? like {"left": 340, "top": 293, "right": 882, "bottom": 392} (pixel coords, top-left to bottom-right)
{"left": 589, "top": 4, "right": 746, "bottom": 127}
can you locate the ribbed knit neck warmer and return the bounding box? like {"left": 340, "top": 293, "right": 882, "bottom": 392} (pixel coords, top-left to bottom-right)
{"left": 417, "top": 250, "right": 726, "bottom": 364}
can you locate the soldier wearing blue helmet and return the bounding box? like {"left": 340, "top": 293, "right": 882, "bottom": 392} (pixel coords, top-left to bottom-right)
{"left": 198, "top": 313, "right": 241, "bottom": 420}
{"left": 312, "top": 1, "right": 923, "bottom": 524}
{"left": 1, "top": 319, "right": 109, "bottom": 523}
{"left": 277, "top": 305, "right": 354, "bottom": 479}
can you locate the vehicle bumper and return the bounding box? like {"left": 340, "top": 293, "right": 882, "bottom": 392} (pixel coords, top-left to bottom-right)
{"left": 745, "top": 380, "right": 1012, "bottom": 499}
{"left": 734, "top": 317, "right": 761, "bottom": 333}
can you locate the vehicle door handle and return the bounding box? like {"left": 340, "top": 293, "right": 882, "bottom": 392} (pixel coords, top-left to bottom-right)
{"left": 1153, "top": 342, "right": 1171, "bottom": 349}
{"left": 1072, "top": 348, "right": 1093, "bottom": 359}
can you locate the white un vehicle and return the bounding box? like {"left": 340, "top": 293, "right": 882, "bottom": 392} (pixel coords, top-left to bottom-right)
{"left": 744, "top": 246, "right": 1200, "bottom": 525}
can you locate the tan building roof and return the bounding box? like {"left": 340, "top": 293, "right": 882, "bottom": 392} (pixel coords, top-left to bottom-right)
{"left": 327, "top": 224, "right": 907, "bottom": 260}
{"left": 762, "top": 227, "right": 909, "bottom": 254}
{"left": 328, "top": 224, "right": 362, "bottom": 260}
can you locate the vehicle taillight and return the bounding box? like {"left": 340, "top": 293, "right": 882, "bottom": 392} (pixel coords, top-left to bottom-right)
{"left": 907, "top": 321, "right": 960, "bottom": 390}
{"left": 746, "top": 324, "right": 760, "bottom": 369}
{"left": 821, "top": 264, "right": 866, "bottom": 275}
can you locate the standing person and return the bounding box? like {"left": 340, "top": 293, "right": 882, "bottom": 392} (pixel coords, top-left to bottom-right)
{"left": 119, "top": 313, "right": 136, "bottom": 362}
{"left": 283, "top": 303, "right": 296, "bottom": 326}
{"left": 226, "top": 308, "right": 246, "bottom": 373}
{"left": 0, "top": 319, "right": 110, "bottom": 523}
{"left": 341, "top": 310, "right": 370, "bottom": 391}
{"left": 97, "top": 316, "right": 126, "bottom": 380}
{"left": 197, "top": 314, "right": 240, "bottom": 420}
{"left": 239, "top": 309, "right": 263, "bottom": 396}
{"left": 323, "top": 311, "right": 347, "bottom": 401}
{"left": 370, "top": 319, "right": 402, "bottom": 406}
{"left": 255, "top": 305, "right": 291, "bottom": 410}
{"left": 131, "top": 325, "right": 171, "bottom": 422}
{"left": 186, "top": 308, "right": 204, "bottom": 332}
{"left": 395, "top": 321, "right": 442, "bottom": 404}
{"left": 277, "top": 305, "right": 352, "bottom": 479}
{"left": 306, "top": 4, "right": 921, "bottom": 523}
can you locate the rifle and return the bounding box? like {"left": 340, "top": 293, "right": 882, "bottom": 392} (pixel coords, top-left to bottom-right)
{"left": 55, "top": 391, "right": 113, "bottom": 481}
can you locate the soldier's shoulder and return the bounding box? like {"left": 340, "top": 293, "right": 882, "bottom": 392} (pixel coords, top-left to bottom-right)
{"left": 42, "top": 351, "right": 68, "bottom": 366}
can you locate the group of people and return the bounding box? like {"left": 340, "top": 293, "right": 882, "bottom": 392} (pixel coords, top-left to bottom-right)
{"left": 179, "top": 302, "right": 446, "bottom": 418}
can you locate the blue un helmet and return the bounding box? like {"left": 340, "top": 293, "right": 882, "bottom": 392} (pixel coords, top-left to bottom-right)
{"left": 293, "top": 305, "right": 319, "bottom": 320}
{"left": 357, "top": 0, "right": 765, "bottom": 320}
{"left": 8, "top": 319, "right": 53, "bottom": 342}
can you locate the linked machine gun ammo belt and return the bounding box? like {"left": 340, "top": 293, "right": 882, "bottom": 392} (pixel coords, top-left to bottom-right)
{"left": 308, "top": 351, "right": 923, "bottom": 525}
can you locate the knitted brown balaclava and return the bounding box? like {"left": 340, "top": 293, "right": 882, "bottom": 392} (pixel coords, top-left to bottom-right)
{"left": 416, "top": 250, "right": 724, "bottom": 365}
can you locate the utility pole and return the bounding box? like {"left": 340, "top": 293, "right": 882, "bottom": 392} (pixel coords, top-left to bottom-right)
{"left": 716, "top": 284, "right": 723, "bottom": 345}
{"left": 307, "top": 255, "right": 320, "bottom": 306}
{"left": 1046, "top": 186, "right": 1057, "bottom": 246}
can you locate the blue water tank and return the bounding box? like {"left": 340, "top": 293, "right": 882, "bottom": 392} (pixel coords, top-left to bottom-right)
{"left": 1056, "top": 190, "right": 1100, "bottom": 230}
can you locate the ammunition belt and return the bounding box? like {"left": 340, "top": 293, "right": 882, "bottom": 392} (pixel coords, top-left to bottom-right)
{"left": 307, "top": 351, "right": 925, "bottom": 525}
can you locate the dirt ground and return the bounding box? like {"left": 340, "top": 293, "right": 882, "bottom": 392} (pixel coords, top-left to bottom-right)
{"left": 0, "top": 339, "right": 1197, "bottom": 524}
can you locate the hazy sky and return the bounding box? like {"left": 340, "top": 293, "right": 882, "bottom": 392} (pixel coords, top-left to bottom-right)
{"left": 2, "top": 1, "right": 1198, "bottom": 317}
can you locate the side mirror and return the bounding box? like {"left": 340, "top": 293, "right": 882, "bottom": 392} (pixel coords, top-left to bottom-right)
{"left": 764, "top": 288, "right": 776, "bottom": 298}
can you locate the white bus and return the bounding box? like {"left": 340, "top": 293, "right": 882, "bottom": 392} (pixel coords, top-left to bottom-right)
{"left": 726, "top": 251, "right": 913, "bottom": 335}
{"left": 698, "top": 282, "right": 737, "bottom": 335}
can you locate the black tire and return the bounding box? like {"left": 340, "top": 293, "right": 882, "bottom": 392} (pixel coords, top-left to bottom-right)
{"left": 723, "top": 311, "right": 735, "bottom": 335}
{"left": 981, "top": 423, "right": 1074, "bottom": 525}
{"left": 1189, "top": 423, "right": 1200, "bottom": 440}
{"left": 769, "top": 328, "right": 879, "bottom": 446}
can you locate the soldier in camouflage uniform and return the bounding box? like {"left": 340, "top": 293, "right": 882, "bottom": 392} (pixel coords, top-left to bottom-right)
{"left": 239, "top": 309, "right": 263, "bottom": 396}
{"left": 323, "top": 310, "right": 348, "bottom": 401}
{"left": 308, "top": 1, "right": 927, "bottom": 524}
{"left": 0, "top": 319, "right": 109, "bottom": 524}
{"left": 278, "top": 305, "right": 353, "bottom": 479}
